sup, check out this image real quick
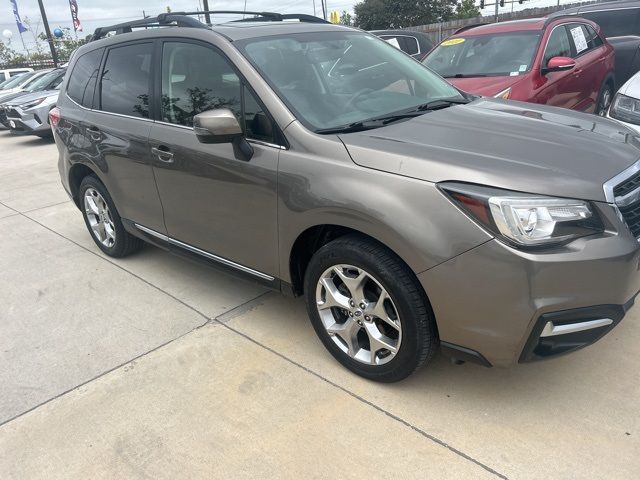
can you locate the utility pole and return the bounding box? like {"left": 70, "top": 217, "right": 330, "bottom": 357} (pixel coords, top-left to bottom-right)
{"left": 494, "top": 1, "right": 499, "bottom": 22}
{"left": 203, "top": 0, "right": 211, "bottom": 24}
{"left": 37, "top": 0, "right": 59, "bottom": 67}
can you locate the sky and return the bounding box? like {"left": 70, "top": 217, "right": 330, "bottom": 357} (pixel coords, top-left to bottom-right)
{"left": 1, "top": 0, "right": 581, "bottom": 53}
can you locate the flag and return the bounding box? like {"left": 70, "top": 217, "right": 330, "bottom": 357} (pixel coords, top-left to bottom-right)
{"left": 9, "top": 0, "right": 28, "bottom": 33}
{"left": 69, "top": 0, "right": 82, "bottom": 32}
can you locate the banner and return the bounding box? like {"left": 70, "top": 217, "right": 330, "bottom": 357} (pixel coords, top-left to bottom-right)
{"left": 69, "top": 0, "right": 82, "bottom": 32}
{"left": 9, "top": 0, "right": 28, "bottom": 33}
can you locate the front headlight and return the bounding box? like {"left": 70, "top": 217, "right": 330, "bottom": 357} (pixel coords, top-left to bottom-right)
{"left": 441, "top": 183, "right": 604, "bottom": 248}
{"left": 609, "top": 93, "right": 640, "bottom": 125}
{"left": 19, "top": 97, "right": 45, "bottom": 109}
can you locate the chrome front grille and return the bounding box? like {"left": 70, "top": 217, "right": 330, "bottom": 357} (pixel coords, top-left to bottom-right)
{"left": 619, "top": 201, "right": 640, "bottom": 238}
{"left": 606, "top": 160, "right": 640, "bottom": 240}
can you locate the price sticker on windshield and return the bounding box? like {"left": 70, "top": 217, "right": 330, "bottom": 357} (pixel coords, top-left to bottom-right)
{"left": 570, "top": 26, "right": 588, "bottom": 54}
{"left": 441, "top": 38, "right": 465, "bottom": 46}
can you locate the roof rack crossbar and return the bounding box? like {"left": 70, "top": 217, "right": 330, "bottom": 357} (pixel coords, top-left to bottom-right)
{"left": 92, "top": 10, "right": 329, "bottom": 40}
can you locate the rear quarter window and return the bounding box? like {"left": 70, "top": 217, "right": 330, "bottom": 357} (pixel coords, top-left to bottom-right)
{"left": 67, "top": 48, "right": 104, "bottom": 108}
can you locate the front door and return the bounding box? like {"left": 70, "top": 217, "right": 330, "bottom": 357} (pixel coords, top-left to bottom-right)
{"left": 149, "top": 40, "right": 281, "bottom": 279}
{"left": 537, "top": 24, "right": 580, "bottom": 110}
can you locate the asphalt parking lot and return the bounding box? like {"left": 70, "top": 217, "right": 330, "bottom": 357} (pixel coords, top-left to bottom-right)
{"left": 0, "top": 130, "right": 638, "bottom": 479}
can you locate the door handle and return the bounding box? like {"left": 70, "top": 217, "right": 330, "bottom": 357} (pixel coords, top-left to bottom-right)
{"left": 87, "top": 126, "right": 101, "bottom": 141}
{"left": 151, "top": 146, "right": 174, "bottom": 163}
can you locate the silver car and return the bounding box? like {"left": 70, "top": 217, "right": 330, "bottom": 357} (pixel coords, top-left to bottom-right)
{"left": 5, "top": 89, "right": 60, "bottom": 137}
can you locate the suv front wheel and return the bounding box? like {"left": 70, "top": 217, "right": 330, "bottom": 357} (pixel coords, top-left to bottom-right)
{"left": 304, "top": 234, "right": 438, "bottom": 382}
{"left": 79, "top": 175, "right": 143, "bottom": 257}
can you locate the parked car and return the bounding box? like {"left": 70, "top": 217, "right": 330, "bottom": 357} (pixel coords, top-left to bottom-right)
{"left": 0, "top": 67, "right": 33, "bottom": 82}
{"left": 423, "top": 17, "right": 615, "bottom": 115}
{"left": 550, "top": 1, "right": 640, "bottom": 87}
{"left": 53, "top": 11, "right": 640, "bottom": 381}
{"left": 0, "top": 68, "right": 66, "bottom": 128}
{"left": 608, "top": 68, "right": 640, "bottom": 132}
{"left": 0, "top": 74, "right": 25, "bottom": 89}
{"left": 5, "top": 89, "right": 61, "bottom": 137}
{"left": 0, "top": 69, "right": 51, "bottom": 102}
{"left": 370, "top": 29, "right": 433, "bottom": 60}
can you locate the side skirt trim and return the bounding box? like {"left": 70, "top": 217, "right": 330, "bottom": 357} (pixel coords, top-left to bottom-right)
{"left": 133, "top": 223, "right": 275, "bottom": 282}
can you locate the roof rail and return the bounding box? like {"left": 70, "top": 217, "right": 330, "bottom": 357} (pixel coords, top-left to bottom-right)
{"left": 453, "top": 23, "right": 489, "bottom": 35}
{"left": 543, "top": 14, "right": 580, "bottom": 27}
{"left": 92, "top": 10, "right": 329, "bottom": 40}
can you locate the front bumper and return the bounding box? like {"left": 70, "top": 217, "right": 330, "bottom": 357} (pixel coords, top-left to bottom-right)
{"left": 6, "top": 105, "right": 52, "bottom": 135}
{"left": 419, "top": 202, "right": 640, "bottom": 367}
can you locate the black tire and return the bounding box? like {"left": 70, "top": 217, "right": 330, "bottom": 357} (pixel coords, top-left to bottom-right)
{"left": 596, "top": 81, "right": 613, "bottom": 116}
{"left": 304, "top": 234, "right": 438, "bottom": 382}
{"left": 79, "top": 175, "right": 143, "bottom": 257}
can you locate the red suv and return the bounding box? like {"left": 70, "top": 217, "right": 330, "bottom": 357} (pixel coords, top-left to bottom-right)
{"left": 423, "top": 17, "right": 615, "bottom": 115}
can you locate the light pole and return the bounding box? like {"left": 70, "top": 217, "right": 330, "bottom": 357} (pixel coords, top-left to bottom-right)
{"left": 203, "top": 0, "right": 211, "bottom": 24}
{"left": 37, "top": 0, "right": 59, "bottom": 67}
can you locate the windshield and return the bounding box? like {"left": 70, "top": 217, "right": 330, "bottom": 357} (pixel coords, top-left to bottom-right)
{"left": 25, "top": 69, "right": 64, "bottom": 92}
{"left": 1, "top": 71, "right": 36, "bottom": 89}
{"left": 424, "top": 31, "right": 541, "bottom": 78}
{"left": 236, "top": 31, "right": 463, "bottom": 132}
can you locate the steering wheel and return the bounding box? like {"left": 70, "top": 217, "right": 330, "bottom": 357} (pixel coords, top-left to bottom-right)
{"left": 343, "top": 88, "right": 374, "bottom": 112}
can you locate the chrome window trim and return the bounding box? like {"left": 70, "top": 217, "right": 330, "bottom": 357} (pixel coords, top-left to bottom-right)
{"left": 603, "top": 159, "right": 640, "bottom": 204}
{"left": 134, "top": 224, "right": 274, "bottom": 281}
{"left": 247, "top": 138, "right": 287, "bottom": 150}
{"left": 91, "top": 108, "right": 154, "bottom": 123}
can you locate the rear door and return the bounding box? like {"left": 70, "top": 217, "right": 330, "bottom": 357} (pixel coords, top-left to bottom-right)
{"left": 81, "top": 41, "right": 166, "bottom": 233}
{"left": 148, "top": 39, "right": 280, "bottom": 279}
{"left": 566, "top": 23, "right": 606, "bottom": 112}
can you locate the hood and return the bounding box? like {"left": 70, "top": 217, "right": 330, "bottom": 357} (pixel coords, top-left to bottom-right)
{"left": 0, "top": 88, "right": 25, "bottom": 100}
{"left": 339, "top": 98, "right": 640, "bottom": 202}
{"left": 0, "top": 91, "right": 29, "bottom": 106}
{"left": 446, "top": 76, "right": 522, "bottom": 97}
{"left": 5, "top": 90, "right": 58, "bottom": 107}
{"left": 619, "top": 69, "right": 640, "bottom": 98}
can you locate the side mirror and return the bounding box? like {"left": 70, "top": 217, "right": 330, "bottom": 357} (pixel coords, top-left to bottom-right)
{"left": 542, "top": 56, "right": 576, "bottom": 75}
{"left": 193, "top": 108, "right": 253, "bottom": 161}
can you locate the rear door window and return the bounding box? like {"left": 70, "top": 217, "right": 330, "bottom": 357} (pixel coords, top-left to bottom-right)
{"left": 100, "top": 43, "right": 153, "bottom": 118}
{"left": 67, "top": 49, "right": 103, "bottom": 108}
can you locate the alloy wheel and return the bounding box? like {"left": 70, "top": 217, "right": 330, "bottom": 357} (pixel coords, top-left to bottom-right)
{"left": 598, "top": 88, "right": 612, "bottom": 116}
{"left": 84, "top": 188, "right": 116, "bottom": 248}
{"left": 315, "top": 264, "right": 402, "bottom": 365}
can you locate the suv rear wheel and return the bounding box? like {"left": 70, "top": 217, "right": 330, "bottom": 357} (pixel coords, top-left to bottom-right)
{"left": 304, "top": 234, "right": 438, "bottom": 382}
{"left": 79, "top": 175, "right": 143, "bottom": 257}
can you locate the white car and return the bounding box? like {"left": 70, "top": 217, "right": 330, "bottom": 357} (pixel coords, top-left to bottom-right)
{"left": 608, "top": 70, "right": 640, "bottom": 133}
{"left": 0, "top": 67, "right": 33, "bottom": 82}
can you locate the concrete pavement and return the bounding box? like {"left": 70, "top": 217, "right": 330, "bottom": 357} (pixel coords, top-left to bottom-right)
{"left": 0, "top": 130, "right": 638, "bottom": 479}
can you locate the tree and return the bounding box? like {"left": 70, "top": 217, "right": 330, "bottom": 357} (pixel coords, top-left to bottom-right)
{"left": 0, "top": 42, "right": 16, "bottom": 66}
{"left": 354, "top": 0, "right": 458, "bottom": 30}
{"left": 455, "top": 0, "right": 481, "bottom": 19}
{"left": 38, "top": 31, "right": 91, "bottom": 62}
{"left": 339, "top": 10, "right": 354, "bottom": 26}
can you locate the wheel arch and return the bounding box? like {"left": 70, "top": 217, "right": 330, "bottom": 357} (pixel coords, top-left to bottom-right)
{"left": 68, "top": 162, "right": 102, "bottom": 209}
{"left": 287, "top": 223, "right": 419, "bottom": 297}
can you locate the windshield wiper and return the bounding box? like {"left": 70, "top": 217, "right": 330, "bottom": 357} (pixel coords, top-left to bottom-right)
{"left": 442, "top": 73, "right": 488, "bottom": 78}
{"left": 315, "top": 97, "right": 471, "bottom": 135}
{"left": 315, "top": 112, "right": 424, "bottom": 135}
{"left": 416, "top": 97, "right": 471, "bottom": 111}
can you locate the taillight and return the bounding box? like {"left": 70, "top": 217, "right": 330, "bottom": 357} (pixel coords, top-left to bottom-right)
{"left": 49, "top": 107, "right": 61, "bottom": 129}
